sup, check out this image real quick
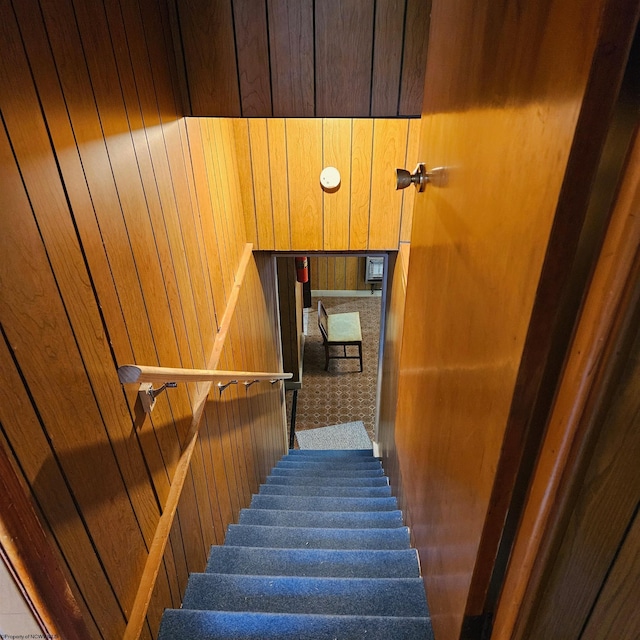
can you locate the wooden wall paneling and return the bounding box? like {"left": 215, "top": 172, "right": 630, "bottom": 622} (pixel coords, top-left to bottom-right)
{"left": 231, "top": 119, "right": 258, "bottom": 245}
{"left": 0, "top": 123, "right": 148, "bottom": 618}
{"left": 287, "top": 119, "right": 324, "bottom": 250}
{"left": 371, "top": 0, "right": 406, "bottom": 116}
{"left": 174, "top": 470, "right": 207, "bottom": 574}
{"left": 229, "top": 286, "right": 262, "bottom": 494}
{"left": 158, "top": 543, "right": 182, "bottom": 607}
{"left": 379, "top": 245, "right": 409, "bottom": 507}
{"left": 208, "top": 356, "right": 242, "bottom": 520}
{"left": 521, "top": 317, "right": 640, "bottom": 639}
{"left": 309, "top": 257, "right": 319, "bottom": 290}
{"left": 315, "top": 0, "right": 375, "bottom": 116}
{"left": 400, "top": 118, "right": 422, "bottom": 242}
{"left": 201, "top": 121, "right": 236, "bottom": 300}
{"left": 345, "top": 257, "right": 359, "bottom": 290}
{"left": 162, "top": 0, "right": 192, "bottom": 115}
{"left": 335, "top": 257, "right": 347, "bottom": 290}
{"left": 267, "top": 0, "right": 315, "bottom": 116}
{"left": 390, "top": 0, "right": 630, "bottom": 635}
{"left": 211, "top": 119, "right": 245, "bottom": 276}
{"left": 323, "top": 119, "right": 352, "bottom": 249}
{"left": 0, "top": 343, "right": 114, "bottom": 639}
{"left": 168, "top": 517, "right": 189, "bottom": 600}
{"left": 174, "top": 115, "right": 219, "bottom": 363}
{"left": 248, "top": 119, "right": 276, "bottom": 250}
{"left": 178, "top": 0, "right": 240, "bottom": 115}
{"left": 398, "top": 0, "right": 431, "bottom": 116}
{"left": 0, "top": 435, "right": 93, "bottom": 640}
{"left": 201, "top": 402, "right": 235, "bottom": 535}
{"left": 267, "top": 118, "right": 292, "bottom": 250}
{"left": 232, "top": 0, "right": 272, "bottom": 116}
{"left": 369, "top": 119, "right": 408, "bottom": 249}
{"left": 185, "top": 119, "right": 226, "bottom": 329}
{"left": 277, "top": 258, "right": 294, "bottom": 377}
{"left": 10, "top": 0, "right": 173, "bottom": 507}
{"left": 327, "top": 257, "right": 336, "bottom": 290}
{"left": 103, "top": 0, "right": 207, "bottom": 379}
{"left": 38, "top": 0, "right": 190, "bottom": 466}
{"left": 350, "top": 119, "right": 374, "bottom": 250}
{"left": 317, "top": 256, "right": 329, "bottom": 290}
{"left": 581, "top": 507, "right": 640, "bottom": 639}
{"left": 502, "top": 131, "right": 640, "bottom": 638}
{"left": 218, "top": 119, "right": 250, "bottom": 254}
{"left": 0, "top": 4, "right": 160, "bottom": 548}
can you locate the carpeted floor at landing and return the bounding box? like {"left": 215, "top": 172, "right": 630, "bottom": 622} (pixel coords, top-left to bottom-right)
{"left": 295, "top": 421, "right": 372, "bottom": 450}
{"left": 287, "top": 296, "right": 381, "bottom": 445}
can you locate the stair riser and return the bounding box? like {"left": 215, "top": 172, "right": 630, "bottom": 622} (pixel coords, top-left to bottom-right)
{"left": 269, "top": 468, "right": 385, "bottom": 478}
{"left": 275, "top": 461, "right": 383, "bottom": 470}
{"left": 206, "top": 547, "right": 421, "bottom": 578}
{"left": 259, "top": 484, "right": 392, "bottom": 498}
{"left": 224, "top": 525, "right": 410, "bottom": 550}
{"left": 286, "top": 449, "right": 375, "bottom": 457}
{"left": 265, "top": 475, "right": 389, "bottom": 487}
{"left": 182, "top": 573, "right": 429, "bottom": 618}
{"left": 238, "top": 508, "right": 403, "bottom": 529}
{"left": 250, "top": 495, "right": 398, "bottom": 512}
{"left": 158, "top": 610, "right": 434, "bottom": 640}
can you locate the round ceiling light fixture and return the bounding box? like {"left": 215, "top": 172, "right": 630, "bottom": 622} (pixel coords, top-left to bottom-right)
{"left": 320, "top": 166, "right": 341, "bottom": 191}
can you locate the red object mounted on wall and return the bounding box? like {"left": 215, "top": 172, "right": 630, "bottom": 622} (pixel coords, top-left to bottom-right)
{"left": 295, "top": 256, "right": 309, "bottom": 283}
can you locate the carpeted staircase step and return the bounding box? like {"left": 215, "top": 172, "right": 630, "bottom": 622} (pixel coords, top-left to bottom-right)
{"left": 265, "top": 474, "right": 388, "bottom": 487}
{"left": 258, "top": 483, "right": 392, "bottom": 498}
{"left": 205, "top": 547, "right": 421, "bottom": 578}
{"left": 250, "top": 494, "right": 397, "bottom": 512}
{"left": 224, "top": 524, "right": 411, "bottom": 550}
{"left": 182, "top": 573, "right": 429, "bottom": 618}
{"left": 157, "top": 449, "right": 432, "bottom": 640}
{"left": 238, "top": 508, "right": 403, "bottom": 529}
{"left": 268, "top": 467, "right": 385, "bottom": 478}
{"left": 275, "top": 459, "right": 383, "bottom": 470}
{"left": 158, "top": 610, "right": 433, "bottom": 640}
{"left": 286, "top": 448, "right": 375, "bottom": 457}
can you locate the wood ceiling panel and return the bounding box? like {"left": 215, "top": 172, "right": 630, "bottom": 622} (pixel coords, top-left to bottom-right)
{"left": 174, "top": 0, "right": 427, "bottom": 117}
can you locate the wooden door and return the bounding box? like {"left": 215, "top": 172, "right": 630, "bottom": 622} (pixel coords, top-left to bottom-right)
{"left": 393, "top": 1, "right": 639, "bottom": 639}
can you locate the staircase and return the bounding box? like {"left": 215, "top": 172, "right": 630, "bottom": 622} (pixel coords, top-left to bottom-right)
{"left": 157, "top": 449, "right": 433, "bottom": 639}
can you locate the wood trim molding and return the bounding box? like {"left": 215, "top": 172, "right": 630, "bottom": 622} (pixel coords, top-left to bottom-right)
{"left": 123, "top": 244, "right": 254, "bottom": 640}
{"left": 0, "top": 441, "right": 90, "bottom": 640}
{"left": 493, "top": 125, "right": 640, "bottom": 639}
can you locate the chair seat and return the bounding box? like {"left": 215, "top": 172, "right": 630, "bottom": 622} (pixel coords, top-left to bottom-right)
{"left": 327, "top": 312, "right": 362, "bottom": 343}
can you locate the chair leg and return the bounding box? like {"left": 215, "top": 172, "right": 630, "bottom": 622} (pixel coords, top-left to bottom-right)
{"left": 359, "top": 342, "right": 363, "bottom": 372}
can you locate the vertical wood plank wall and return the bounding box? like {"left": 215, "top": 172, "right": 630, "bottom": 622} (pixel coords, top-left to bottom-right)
{"left": 378, "top": 244, "right": 410, "bottom": 512}
{"left": 233, "top": 118, "right": 418, "bottom": 252}
{"left": 309, "top": 257, "right": 372, "bottom": 292}
{"left": 174, "top": 0, "right": 429, "bottom": 118}
{"left": 0, "top": 1, "right": 286, "bottom": 638}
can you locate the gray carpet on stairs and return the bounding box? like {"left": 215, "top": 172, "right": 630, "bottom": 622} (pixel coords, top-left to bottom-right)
{"left": 157, "top": 449, "right": 433, "bottom": 640}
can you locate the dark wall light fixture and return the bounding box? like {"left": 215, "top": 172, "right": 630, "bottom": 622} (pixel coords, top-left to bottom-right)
{"left": 396, "top": 163, "right": 447, "bottom": 191}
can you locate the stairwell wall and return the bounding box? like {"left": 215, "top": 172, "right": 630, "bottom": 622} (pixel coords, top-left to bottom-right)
{"left": 0, "top": 1, "right": 286, "bottom": 638}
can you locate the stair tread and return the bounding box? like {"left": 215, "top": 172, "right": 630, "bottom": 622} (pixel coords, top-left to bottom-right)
{"left": 182, "top": 573, "right": 429, "bottom": 618}
{"left": 275, "top": 460, "right": 383, "bottom": 470}
{"left": 250, "top": 495, "right": 398, "bottom": 512}
{"left": 158, "top": 610, "right": 433, "bottom": 640}
{"left": 238, "top": 508, "right": 403, "bottom": 529}
{"left": 266, "top": 475, "right": 388, "bottom": 487}
{"left": 258, "top": 484, "right": 391, "bottom": 498}
{"left": 286, "top": 449, "right": 375, "bottom": 456}
{"left": 269, "top": 467, "right": 385, "bottom": 478}
{"left": 206, "top": 547, "right": 421, "bottom": 578}
{"left": 224, "top": 524, "right": 410, "bottom": 550}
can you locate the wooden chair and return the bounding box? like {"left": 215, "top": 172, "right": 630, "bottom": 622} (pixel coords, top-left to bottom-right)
{"left": 317, "top": 301, "right": 363, "bottom": 372}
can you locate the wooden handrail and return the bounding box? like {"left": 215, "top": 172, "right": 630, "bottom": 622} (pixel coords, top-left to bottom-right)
{"left": 117, "top": 364, "right": 292, "bottom": 384}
